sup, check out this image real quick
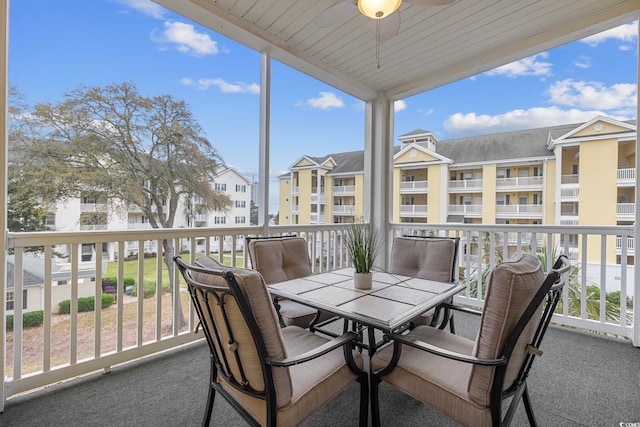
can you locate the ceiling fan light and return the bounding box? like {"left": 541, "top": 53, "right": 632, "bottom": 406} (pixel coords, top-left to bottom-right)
{"left": 358, "top": 0, "right": 402, "bottom": 19}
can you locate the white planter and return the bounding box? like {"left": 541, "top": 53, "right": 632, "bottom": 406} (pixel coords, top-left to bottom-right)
{"left": 354, "top": 272, "right": 373, "bottom": 290}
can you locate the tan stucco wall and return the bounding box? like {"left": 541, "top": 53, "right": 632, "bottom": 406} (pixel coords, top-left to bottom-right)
{"left": 427, "top": 165, "right": 442, "bottom": 222}
{"left": 579, "top": 138, "right": 618, "bottom": 263}
{"left": 279, "top": 177, "right": 291, "bottom": 224}
{"left": 482, "top": 164, "right": 496, "bottom": 223}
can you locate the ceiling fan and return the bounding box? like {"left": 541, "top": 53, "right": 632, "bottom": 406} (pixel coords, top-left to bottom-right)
{"left": 316, "top": 0, "right": 456, "bottom": 43}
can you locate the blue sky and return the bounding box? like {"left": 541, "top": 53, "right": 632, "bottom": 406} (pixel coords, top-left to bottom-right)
{"left": 8, "top": 0, "right": 638, "bottom": 213}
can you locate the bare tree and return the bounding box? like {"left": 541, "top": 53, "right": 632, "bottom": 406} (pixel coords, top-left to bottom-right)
{"left": 19, "top": 81, "right": 232, "bottom": 326}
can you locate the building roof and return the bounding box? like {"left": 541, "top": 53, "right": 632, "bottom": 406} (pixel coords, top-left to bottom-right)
{"left": 435, "top": 125, "right": 566, "bottom": 164}
{"left": 289, "top": 117, "right": 636, "bottom": 174}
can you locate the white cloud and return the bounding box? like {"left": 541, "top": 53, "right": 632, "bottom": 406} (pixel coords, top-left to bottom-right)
{"left": 394, "top": 100, "right": 407, "bottom": 112}
{"left": 486, "top": 53, "right": 552, "bottom": 78}
{"left": 152, "top": 21, "right": 218, "bottom": 56}
{"left": 443, "top": 106, "right": 629, "bottom": 138}
{"left": 181, "top": 77, "right": 259, "bottom": 94}
{"left": 546, "top": 79, "right": 636, "bottom": 111}
{"left": 573, "top": 55, "right": 591, "bottom": 69}
{"left": 111, "top": 0, "right": 165, "bottom": 19}
{"left": 581, "top": 22, "right": 637, "bottom": 47}
{"left": 298, "top": 92, "right": 345, "bottom": 109}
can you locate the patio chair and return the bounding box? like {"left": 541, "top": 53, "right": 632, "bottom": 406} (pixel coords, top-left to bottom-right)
{"left": 371, "top": 254, "right": 570, "bottom": 427}
{"left": 247, "top": 236, "right": 334, "bottom": 331}
{"left": 174, "top": 255, "right": 369, "bottom": 427}
{"left": 389, "top": 235, "right": 460, "bottom": 331}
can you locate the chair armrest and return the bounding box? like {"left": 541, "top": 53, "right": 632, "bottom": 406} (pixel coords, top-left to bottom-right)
{"left": 266, "top": 331, "right": 358, "bottom": 367}
{"left": 385, "top": 332, "right": 507, "bottom": 366}
{"left": 444, "top": 303, "right": 482, "bottom": 317}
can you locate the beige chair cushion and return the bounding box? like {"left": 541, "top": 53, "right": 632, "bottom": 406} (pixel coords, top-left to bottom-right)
{"left": 468, "top": 253, "right": 544, "bottom": 407}
{"left": 221, "top": 326, "right": 362, "bottom": 426}
{"left": 248, "top": 237, "right": 324, "bottom": 327}
{"left": 193, "top": 256, "right": 293, "bottom": 408}
{"left": 248, "top": 237, "right": 313, "bottom": 285}
{"left": 389, "top": 237, "right": 457, "bottom": 326}
{"left": 389, "top": 237, "right": 456, "bottom": 283}
{"left": 371, "top": 326, "right": 492, "bottom": 427}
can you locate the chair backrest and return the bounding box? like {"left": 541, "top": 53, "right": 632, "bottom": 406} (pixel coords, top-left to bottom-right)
{"left": 389, "top": 236, "right": 460, "bottom": 282}
{"left": 467, "top": 253, "right": 568, "bottom": 408}
{"left": 175, "top": 255, "right": 293, "bottom": 408}
{"left": 247, "top": 236, "right": 312, "bottom": 284}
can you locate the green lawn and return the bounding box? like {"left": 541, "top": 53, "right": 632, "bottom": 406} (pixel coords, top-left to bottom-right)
{"left": 104, "top": 253, "right": 247, "bottom": 286}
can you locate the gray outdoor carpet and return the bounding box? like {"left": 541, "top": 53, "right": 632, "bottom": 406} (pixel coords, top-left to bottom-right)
{"left": 1, "top": 311, "right": 639, "bottom": 426}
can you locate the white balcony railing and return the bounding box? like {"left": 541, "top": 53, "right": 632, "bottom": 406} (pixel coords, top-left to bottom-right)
{"left": 333, "top": 205, "right": 355, "bottom": 215}
{"left": 448, "top": 204, "right": 482, "bottom": 215}
{"left": 80, "top": 203, "right": 108, "bottom": 212}
{"left": 561, "top": 174, "right": 579, "bottom": 185}
{"left": 495, "top": 176, "right": 543, "bottom": 189}
{"left": 5, "top": 222, "right": 637, "bottom": 403}
{"left": 399, "top": 204, "right": 427, "bottom": 215}
{"left": 616, "top": 236, "right": 635, "bottom": 254}
{"left": 617, "top": 168, "right": 636, "bottom": 184}
{"left": 333, "top": 185, "right": 356, "bottom": 195}
{"left": 617, "top": 203, "right": 635, "bottom": 217}
{"left": 495, "top": 204, "right": 543, "bottom": 217}
{"left": 448, "top": 179, "right": 483, "bottom": 191}
{"left": 400, "top": 180, "right": 428, "bottom": 193}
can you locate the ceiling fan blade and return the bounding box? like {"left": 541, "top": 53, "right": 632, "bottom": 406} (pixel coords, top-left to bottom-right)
{"left": 369, "top": 10, "right": 401, "bottom": 42}
{"left": 316, "top": 0, "right": 359, "bottom": 27}
{"left": 404, "top": 0, "right": 455, "bottom": 6}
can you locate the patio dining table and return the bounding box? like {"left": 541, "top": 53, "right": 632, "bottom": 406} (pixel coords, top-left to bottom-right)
{"left": 268, "top": 267, "right": 465, "bottom": 356}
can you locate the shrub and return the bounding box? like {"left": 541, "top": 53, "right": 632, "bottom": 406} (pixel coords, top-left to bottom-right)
{"left": 6, "top": 310, "right": 44, "bottom": 331}
{"left": 101, "top": 276, "right": 136, "bottom": 293}
{"left": 129, "top": 281, "right": 171, "bottom": 298}
{"left": 58, "top": 294, "right": 115, "bottom": 314}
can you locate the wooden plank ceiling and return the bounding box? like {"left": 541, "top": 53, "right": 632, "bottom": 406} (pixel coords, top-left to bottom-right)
{"left": 155, "top": 0, "right": 637, "bottom": 101}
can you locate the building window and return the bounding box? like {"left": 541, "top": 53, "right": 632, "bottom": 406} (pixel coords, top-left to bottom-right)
{"left": 214, "top": 216, "right": 226, "bottom": 224}
{"left": 235, "top": 216, "right": 246, "bottom": 224}
{"left": 496, "top": 194, "right": 510, "bottom": 205}
{"left": 236, "top": 184, "right": 246, "bottom": 192}
{"left": 215, "top": 183, "right": 226, "bottom": 191}
{"left": 45, "top": 213, "right": 56, "bottom": 226}
{"left": 6, "top": 290, "right": 27, "bottom": 311}
{"left": 235, "top": 200, "right": 246, "bottom": 208}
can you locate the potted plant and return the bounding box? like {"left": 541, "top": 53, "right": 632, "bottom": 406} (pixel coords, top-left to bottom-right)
{"left": 343, "top": 220, "right": 382, "bottom": 290}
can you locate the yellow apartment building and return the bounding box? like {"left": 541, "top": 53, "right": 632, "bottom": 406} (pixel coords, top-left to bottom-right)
{"left": 278, "top": 115, "right": 636, "bottom": 264}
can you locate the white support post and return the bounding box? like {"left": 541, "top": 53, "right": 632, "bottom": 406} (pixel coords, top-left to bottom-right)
{"left": 633, "top": 15, "right": 640, "bottom": 347}
{"left": 258, "top": 50, "right": 271, "bottom": 233}
{"left": 0, "top": 0, "right": 8, "bottom": 410}
{"left": 365, "top": 94, "right": 394, "bottom": 270}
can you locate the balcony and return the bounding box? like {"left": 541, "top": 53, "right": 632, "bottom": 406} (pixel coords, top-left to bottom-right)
{"left": 561, "top": 174, "right": 579, "bottom": 185}
{"left": 80, "top": 203, "right": 108, "bottom": 213}
{"left": 2, "top": 223, "right": 637, "bottom": 425}
{"left": 333, "top": 185, "right": 356, "bottom": 195}
{"left": 399, "top": 204, "right": 427, "bottom": 217}
{"left": 333, "top": 205, "right": 355, "bottom": 216}
{"left": 617, "top": 203, "right": 635, "bottom": 220}
{"left": 399, "top": 180, "right": 428, "bottom": 194}
{"left": 495, "top": 176, "right": 543, "bottom": 191}
{"left": 495, "top": 204, "right": 543, "bottom": 219}
{"left": 618, "top": 167, "right": 636, "bottom": 186}
{"left": 448, "top": 178, "right": 483, "bottom": 192}
{"left": 448, "top": 204, "right": 482, "bottom": 217}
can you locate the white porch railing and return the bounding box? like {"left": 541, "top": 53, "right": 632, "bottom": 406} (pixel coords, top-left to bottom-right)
{"left": 3, "top": 223, "right": 637, "bottom": 404}
{"left": 495, "top": 204, "right": 543, "bottom": 217}
{"left": 448, "top": 179, "right": 483, "bottom": 191}
{"left": 333, "top": 205, "right": 355, "bottom": 215}
{"left": 399, "top": 204, "right": 427, "bottom": 215}
{"left": 333, "top": 185, "right": 356, "bottom": 195}
{"left": 399, "top": 180, "right": 428, "bottom": 192}
{"left": 390, "top": 223, "right": 635, "bottom": 342}
{"left": 617, "top": 168, "right": 636, "bottom": 184}
{"left": 495, "top": 176, "right": 543, "bottom": 188}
